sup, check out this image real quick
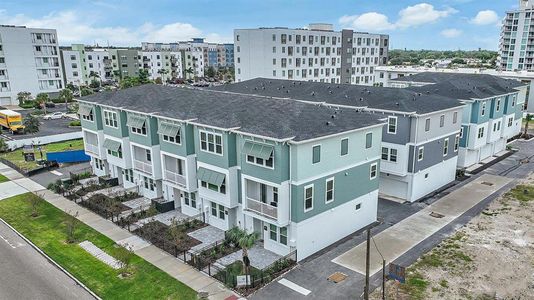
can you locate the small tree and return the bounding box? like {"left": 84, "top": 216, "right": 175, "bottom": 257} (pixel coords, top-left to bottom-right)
{"left": 157, "top": 68, "right": 169, "bottom": 82}
{"left": 523, "top": 114, "right": 533, "bottom": 138}
{"left": 17, "top": 91, "right": 32, "bottom": 106}
{"left": 28, "top": 194, "right": 42, "bottom": 217}
{"left": 89, "top": 79, "right": 101, "bottom": 89}
{"left": 59, "top": 89, "right": 74, "bottom": 112}
{"left": 80, "top": 87, "right": 94, "bottom": 96}
{"left": 226, "top": 227, "right": 259, "bottom": 275}
{"left": 35, "top": 93, "right": 49, "bottom": 114}
{"left": 65, "top": 211, "right": 80, "bottom": 243}
{"left": 116, "top": 243, "right": 135, "bottom": 275}
{"left": 0, "top": 138, "right": 8, "bottom": 152}
{"left": 169, "top": 218, "right": 187, "bottom": 251}
{"left": 205, "top": 66, "right": 216, "bottom": 78}
{"left": 23, "top": 114, "right": 40, "bottom": 134}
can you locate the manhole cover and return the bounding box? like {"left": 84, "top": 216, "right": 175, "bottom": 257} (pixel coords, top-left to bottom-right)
{"left": 430, "top": 212, "right": 445, "bottom": 218}
{"left": 481, "top": 182, "right": 494, "bottom": 186}
{"left": 328, "top": 272, "right": 348, "bottom": 283}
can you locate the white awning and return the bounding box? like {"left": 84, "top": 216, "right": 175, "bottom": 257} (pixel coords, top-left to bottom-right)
{"left": 157, "top": 122, "right": 181, "bottom": 137}
{"left": 126, "top": 115, "right": 146, "bottom": 128}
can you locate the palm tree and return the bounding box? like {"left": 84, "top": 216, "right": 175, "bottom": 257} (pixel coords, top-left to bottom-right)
{"left": 523, "top": 114, "right": 533, "bottom": 138}
{"left": 59, "top": 89, "right": 73, "bottom": 112}
{"left": 227, "top": 227, "right": 259, "bottom": 277}
{"left": 157, "top": 69, "right": 169, "bottom": 83}
{"left": 89, "top": 71, "right": 100, "bottom": 82}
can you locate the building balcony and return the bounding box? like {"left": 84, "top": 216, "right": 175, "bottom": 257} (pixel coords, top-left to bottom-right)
{"left": 246, "top": 197, "right": 278, "bottom": 220}
{"left": 84, "top": 143, "right": 99, "bottom": 156}
{"left": 134, "top": 159, "right": 153, "bottom": 174}
{"left": 163, "top": 169, "right": 186, "bottom": 187}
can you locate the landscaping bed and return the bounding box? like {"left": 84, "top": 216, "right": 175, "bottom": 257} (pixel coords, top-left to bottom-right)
{"left": 190, "top": 239, "right": 240, "bottom": 270}
{"left": 133, "top": 220, "right": 205, "bottom": 255}
{"left": 79, "top": 194, "right": 130, "bottom": 221}
{"left": 0, "top": 193, "right": 196, "bottom": 299}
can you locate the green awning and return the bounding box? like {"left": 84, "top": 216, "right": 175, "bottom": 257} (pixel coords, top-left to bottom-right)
{"left": 158, "top": 122, "right": 180, "bottom": 137}
{"left": 242, "top": 141, "right": 274, "bottom": 160}
{"left": 126, "top": 115, "right": 146, "bottom": 128}
{"left": 78, "top": 104, "right": 93, "bottom": 116}
{"left": 197, "top": 167, "right": 225, "bottom": 187}
{"left": 103, "top": 139, "right": 121, "bottom": 151}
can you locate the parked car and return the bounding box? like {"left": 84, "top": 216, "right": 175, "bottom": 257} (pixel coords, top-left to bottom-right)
{"left": 43, "top": 112, "right": 66, "bottom": 120}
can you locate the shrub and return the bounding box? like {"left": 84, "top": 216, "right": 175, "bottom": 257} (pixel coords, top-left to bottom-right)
{"left": 69, "top": 120, "right": 81, "bottom": 127}
{"left": 64, "top": 211, "right": 80, "bottom": 243}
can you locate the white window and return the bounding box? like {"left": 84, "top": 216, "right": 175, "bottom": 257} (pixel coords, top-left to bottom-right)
{"left": 389, "top": 148, "right": 398, "bottom": 162}
{"left": 381, "top": 147, "right": 389, "bottom": 160}
{"left": 418, "top": 147, "right": 424, "bottom": 161}
{"left": 200, "top": 131, "right": 223, "bottom": 155}
{"left": 304, "top": 185, "right": 313, "bottom": 212}
{"left": 512, "top": 95, "right": 516, "bottom": 107}
{"left": 478, "top": 127, "right": 484, "bottom": 139}
{"left": 440, "top": 115, "right": 445, "bottom": 127}
{"left": 453, "top": 111, "right": 458, "bottom": 124}
{"left": 508, "top": 117, "right": 513, "bottom": 127}
{"left": 211, "top": 203, "right": 225, "bottom": 220}
{"left": 123, "top": 169, "right": 134, "bottom": 183}
{"left": 143, "top": 176, "right": 155, "bottom": 191}
{"left": 184, "top": 192, "right": 197, "bottom": 208}
{"left": 104, "top": 110, "right": 118, "bottom": 128}
{"left": 454, "top": 135, "right": 460, "bottom": 152}
{"left": 247, "top": 151, "right": 274, "bottom": 168}
{"left": 269, "top": 225, "right": 288, "bottom": 245}
{"left": 443, "top": 138, "right": 449, "bottom": 156}
{"left": 496, "top": 99, "right": 501, "bottom": 111}
{"left": 369, "top": 163, "right": 378, "bottom": 179}
{"left": 460, "top": 127, "right": 464, "bottom": 138}
{"left": 425, "top": 118, "right": 430, "bottom": 131}
{"left": 163, "top": 130, "right": 181, "bottom": 145}
{"left": 387, "top": 116, "right": 397, "bottom": 134}
{"left": 481, "top": 101, "right": 486, "bottom": 116}
{"left": 201, "top": 178, "right": 226, "bottom": 194}
{"left": 325, "top": 178, "right": 334, "bottom": 203}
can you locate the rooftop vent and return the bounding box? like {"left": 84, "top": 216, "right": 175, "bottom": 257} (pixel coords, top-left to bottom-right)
{"left": 396, "top": 102, "right": 400, "bottom": 106}
{"left": 311, "top": 91, "right": 315, "bottom": 96}
{"left": 329, "top": 90, "right": 332, "bottom": 94}
{"left": 331, "top": 115, "right": 335, "bottom": 119}
{"left": 286, "top": 90, "right": 290, "bottom": 93}
{"left": 326, "top": 121, "right": 331, "bottom": 125}
{"left": 360, "top": 97, "right": 364, "bottom": 101}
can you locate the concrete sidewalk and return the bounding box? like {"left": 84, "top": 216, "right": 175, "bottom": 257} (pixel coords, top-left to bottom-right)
{"left": 0, "top": 163, "right": 238, "bottom": 300}
{"left": 332, "top": 174, "right": 513, "bottom": 276}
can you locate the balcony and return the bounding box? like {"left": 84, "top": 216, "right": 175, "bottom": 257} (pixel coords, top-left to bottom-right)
{"left": 163, "top": 170, "right": 186, "bottom": 186}
{"left": 84, "top": 143, "right": 99, "bottom": 155}
{"left": 246, "top": 197, "right": 277, "bottom": 220}
{"left": 134, "top": 160, "right": 153, "bottom": 174}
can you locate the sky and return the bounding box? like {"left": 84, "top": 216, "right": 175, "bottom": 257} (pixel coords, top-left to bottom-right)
{"left": 0, "top": 0, "right": 523, "bottom": 50}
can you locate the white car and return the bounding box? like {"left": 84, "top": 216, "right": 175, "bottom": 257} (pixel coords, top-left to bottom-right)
{"left": 43, "top": 112, "right": 66, "bottom": 120}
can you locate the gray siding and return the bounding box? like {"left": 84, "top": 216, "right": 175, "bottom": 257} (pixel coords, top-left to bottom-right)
{"left": 408, "top": 132, "right": 459, "bottom": 172}
{"left": 382, "top": 114, "right": 411, "bottom": 144}
{"left": 340, "top": 29, "right": 353, "bottom": 84}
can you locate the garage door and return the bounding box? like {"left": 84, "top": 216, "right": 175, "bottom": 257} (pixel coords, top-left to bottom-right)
{"left": 0, "top": 97, "right": 11, "bottom": 106}
{"left": 379, "top": 177, "right": 408, "bottom": 200}
{"left": 479, "top": 144, "right": 493, "bottom": 161}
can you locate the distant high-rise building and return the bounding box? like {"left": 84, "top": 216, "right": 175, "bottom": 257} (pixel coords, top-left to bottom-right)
{"left": 498, "top": 0, "right": 534, "bottom": 71}
{"left": 233, "top": 23, "right": 389, "bottom": 85}
{"left": 0, "top": 25, "right": 64, "bottom": 105}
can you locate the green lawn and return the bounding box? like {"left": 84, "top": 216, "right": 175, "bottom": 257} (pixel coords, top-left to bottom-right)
{"left": 0, "top": 193, "right": 196, "bottom": 300}
{"left": 0, "top": 139, "right": 84, "bottom": 172}
{"left": 0, "top": 174, "right": 8, "bottom": 183}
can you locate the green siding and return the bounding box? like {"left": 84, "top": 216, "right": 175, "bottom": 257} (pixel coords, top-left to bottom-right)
{"left": 80, "top": 105, "right": 102, "bottom": 131}
{"left": 102, "top": 110, "right": 128, "bottom": 138}
{"left": 128, "top": 114, "right": 159, "bottom": 146}
{"left": 194, "top": 127, "right": 231, "bottom": 169}
{"left": 290, "top": 160, "right": 379, "bottom": 222}
{"left": 470, "top": 100, "right": 490, "bottom": 124}
{"left": 159, "top": 121, "right": 189, "bottom": 157}
{"left": 515, "top": 103, "right": 524, "bottom": 120}
{"left": 238, "top": 137, "right": 290, "bottom": 184}
{"left": 490, "top": 97, "right": 504, "bottom": 119}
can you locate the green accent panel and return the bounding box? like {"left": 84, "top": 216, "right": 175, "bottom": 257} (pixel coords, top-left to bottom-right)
{"left": 197, "top": 167, "right": 225, "bottom": 186}
{"left": 185, "top": 125, "right": 195, "bottom": 155}
{"left": 237, "top": 169, "right": 242, "bottom": 204}
{"left": 470, "top": 100, "right": 490, "bottom": 124}
{"left": 194, "top": 127, "right": 230, "bottom": 169}
{"left": 238, "top": 136, "right": 290, "bottom": 184}
{"left": 102, "top": 109, "right": 127, "bottom": 138}
{"left": 341, "top": 139, "right": 348, "bottom": 155}
{"left": 291, "top": 160, "right": 379, "bottom": 222}
{"left": 103, "top": 139, "right": 121, "bottom": 151}
{"left": 128, "top": 115, "right": 159, "bottom": 146}
{"left": 80, "top": 105, "right": 102, "bottom": 131}
{"left": 490, "top": 97, "right": 504, "bottom": 119}
{"left": 228, "top": 134, "right": 237, "bottom": 167}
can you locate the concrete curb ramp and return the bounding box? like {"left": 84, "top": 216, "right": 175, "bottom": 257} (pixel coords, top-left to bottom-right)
{"left": 332, "top": 174, "right": 513, "bottom": 275}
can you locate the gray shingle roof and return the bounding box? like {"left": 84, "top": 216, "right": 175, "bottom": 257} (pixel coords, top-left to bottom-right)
{"left": 80, "top": 84, "right": 384, "bottom": 142}
{"left": 210, "top": 78, "right": 464, "bottom": 114}
{"left": 393, "top": 72, "right": 526, "bottom": 100}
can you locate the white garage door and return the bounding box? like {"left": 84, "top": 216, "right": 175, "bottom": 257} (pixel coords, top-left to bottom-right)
{"left": 0, "top": 97, "right": 11, "bottom": 106}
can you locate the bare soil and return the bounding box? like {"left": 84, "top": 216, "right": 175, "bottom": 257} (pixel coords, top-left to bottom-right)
{"left": 372, "top": 173, "right": 534, "bottom": 300}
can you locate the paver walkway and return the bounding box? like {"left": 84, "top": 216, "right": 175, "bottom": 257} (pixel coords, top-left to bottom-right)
{"left": 188, "top": 226, "right": 226, "bottom": 252}
{"left": 332, "top": 173, "right": 513, "bottom": 275}
{"left": 79, "top": 240, "right": 122, "bottom": 269}
{"left": 0, "top": 162, "right": 239, "bottom": 300}
{"left": 217, "top": 244, "right": 282, "bottom": 270}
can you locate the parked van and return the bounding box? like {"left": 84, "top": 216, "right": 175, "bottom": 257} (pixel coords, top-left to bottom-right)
{"left": 0, "top": 110, "right": 25, "bottom": 134}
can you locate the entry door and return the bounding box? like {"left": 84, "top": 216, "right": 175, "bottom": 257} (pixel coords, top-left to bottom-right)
{"left": 253, "top": 218, "right": 264, "bottom": 240}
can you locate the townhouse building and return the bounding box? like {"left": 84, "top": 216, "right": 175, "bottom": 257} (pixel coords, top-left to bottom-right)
{"left": 390, "top": 73, "right": 525, "bottom": 168}
{"left": 234, "top": 23, "right": 389, "bottom": 86}
{"left": 78, "top": 84, "right": 385, "bottom": 260}
{"left": 213, "top": 78, "right": 464, "bottom": 202}
{"left": 0, "top": 25, "right": 63, "bottom": 105}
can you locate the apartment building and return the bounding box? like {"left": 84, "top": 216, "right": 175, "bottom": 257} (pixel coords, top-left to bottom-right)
{"left": 0, "top": 25, "right": 63, "bottom": 105}
{"left": 78, "top": 84, "right": 385, "bottom": 260}
{"left": 390, "top": 73, "right": 525, "bottom": 168}
{"left": 375, "top": 66, "right": 534, "bottom": 113}
{"left": 233, "top": 23, "right": 389, "bottom": 85}
{"left": 213, "top": 78, "right": 464, "bottom": 202}
{"left": 498, "top": 0, "right": 534, "bottom": 71}
{"left": 140, "top": 50, "right": 182, "bottom": 81}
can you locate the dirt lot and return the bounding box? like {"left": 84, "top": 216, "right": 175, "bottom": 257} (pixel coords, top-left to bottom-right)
{"left": 372, "top": 173, "right": 534, "bottom": 300}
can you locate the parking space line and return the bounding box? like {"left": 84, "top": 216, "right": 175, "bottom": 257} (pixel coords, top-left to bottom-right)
{"left": 278, "top": 278, "right": 311, "bottom": 296}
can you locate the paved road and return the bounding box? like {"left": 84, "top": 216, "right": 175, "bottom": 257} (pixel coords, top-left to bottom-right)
{"left": 0, "top": 221, "right": 95, "bottom": 300}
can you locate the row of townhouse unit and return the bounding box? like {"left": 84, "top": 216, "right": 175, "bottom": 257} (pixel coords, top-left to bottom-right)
{"left": 391, "top": 73, "right": 525, "bottom": 168}
{"left": 79, "top": 84, "right": 386, "bottom": 261}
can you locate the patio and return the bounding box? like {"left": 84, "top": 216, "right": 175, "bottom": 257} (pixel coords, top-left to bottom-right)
{"left": 134, "top": 209, "right": 190, "bottom": 227}
{"left": 216, "top": 244, "right": 282, "bottom": 270}
{"left": 188, "top": 225, "right": 226, "bottom": 252}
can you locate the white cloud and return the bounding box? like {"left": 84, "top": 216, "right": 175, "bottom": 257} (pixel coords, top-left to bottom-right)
{"left": 440, "top": 28, "right": 462, "bottom": 38}
{"left": 339, "top": 3, "right": 457, "bottom": 31}
{"left": 0, "top": 9, "right": 230, "bottom": 46}
{"left": 470, "top": 10, "right": 499, "bottom": 26}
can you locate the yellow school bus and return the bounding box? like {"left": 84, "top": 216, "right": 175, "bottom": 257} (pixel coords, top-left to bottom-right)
{"left": 0, "top": 109, "right": 25, "bottom": 134}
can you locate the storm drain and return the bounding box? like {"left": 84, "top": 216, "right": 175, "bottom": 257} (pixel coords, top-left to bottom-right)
{"left": 429, "top": 212, "right": 445, "bottom": 218}
{"left": 481, "top": 181, "right": 494, "bottom": 186}
{"left": 328, "top": 272, "right": 348, "bottom": 283}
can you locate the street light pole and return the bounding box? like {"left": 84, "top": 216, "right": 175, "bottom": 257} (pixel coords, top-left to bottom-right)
{"left": 364, "top": 228, "right": 371, "bottom": 300}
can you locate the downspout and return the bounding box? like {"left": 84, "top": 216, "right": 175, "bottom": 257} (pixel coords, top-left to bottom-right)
{"left": 410, "top": 116, "right": 419, "bottom": 201}
{"left": 287, "top": 141, "right": 293, "bottom": 254}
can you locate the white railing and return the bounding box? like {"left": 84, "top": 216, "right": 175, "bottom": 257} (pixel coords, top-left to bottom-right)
{"left": 84, "top": 143, "right": 99, "bottom": 155}
{"left": 163, "top": 170, "right": 186, "bottom": 186}
{"left": 134, "top": 160, "right": 153, "bottom": 174}
{"left": 246, "top": 197, "right": 277, "bottom": 219}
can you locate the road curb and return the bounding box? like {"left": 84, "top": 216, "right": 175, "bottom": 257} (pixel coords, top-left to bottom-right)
{"left": 0, "top": 218, "right": 102, "bottom": 300}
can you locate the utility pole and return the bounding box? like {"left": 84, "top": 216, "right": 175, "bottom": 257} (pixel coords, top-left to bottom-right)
{"left": 382, "top": 259, "right": 386, "bottom": 300}
{"left": 364, "top": 228, "right": 371, "bottom": 300}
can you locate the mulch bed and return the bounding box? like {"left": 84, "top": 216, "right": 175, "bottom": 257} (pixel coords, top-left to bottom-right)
{"left": 133, "top": 221, "right": 205, "bottom": 255}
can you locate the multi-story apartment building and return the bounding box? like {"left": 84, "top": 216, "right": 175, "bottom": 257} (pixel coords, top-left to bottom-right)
{"left": 389, "top": 73, "right": 525, "bottom": 168}
{"left": 140, "top": 51, "right": 182, "bottom": 81}
{"left": 498, "top": 0, "right": 534, "bottom": 71}
{"left": 233, "top": 23, "right": 389, "bottom": 85}
{"left": 0, "top": 25, "right": 63, "bottom": 105}
{"left": 78, "top": 84, "right": 385, "bottom": 260}
{"left": 61, "top": 46, "right": 85, "bottom": 87}
{"left": 213, "top": 78, "right": 464, "bottom": 203}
